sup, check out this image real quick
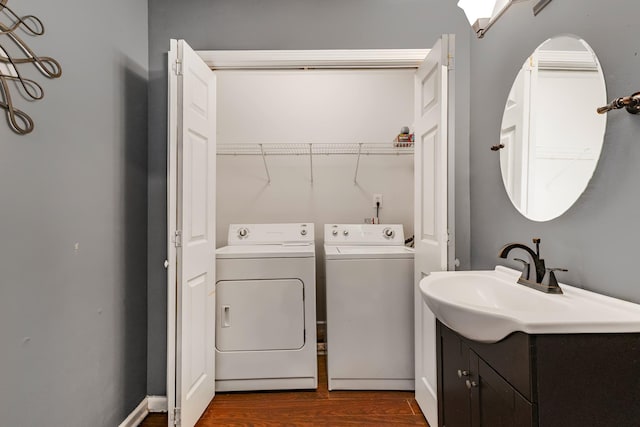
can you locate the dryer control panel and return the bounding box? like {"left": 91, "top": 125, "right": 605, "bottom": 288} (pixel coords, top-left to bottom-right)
{"left": 324, "top": 224, "right": 405, "bottom": 246}
{"left": 228, "top": 223, "right": 314, "bottom": 245}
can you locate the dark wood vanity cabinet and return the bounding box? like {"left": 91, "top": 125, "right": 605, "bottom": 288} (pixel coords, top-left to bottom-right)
{"left": 436, "top": 321, "right": 640, "bottom": 427}
{"left": 438, "top": 322, "right": 533, "bottom": 427}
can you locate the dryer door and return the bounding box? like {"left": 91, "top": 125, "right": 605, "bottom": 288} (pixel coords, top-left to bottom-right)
{"left": 216, "top": 279, "right": 305, "bottom": 351}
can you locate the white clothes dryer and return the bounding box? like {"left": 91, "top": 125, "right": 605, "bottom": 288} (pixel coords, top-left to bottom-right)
{"left": 215, "top": 223, "right": 317, "bottom": 392}
{"left": 324, "top": 224, "right": 415, "bottom": 391}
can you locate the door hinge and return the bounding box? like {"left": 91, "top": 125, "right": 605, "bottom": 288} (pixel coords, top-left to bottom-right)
{"left": 172, "top": 407, "right": 181, "bottom": 426}
{"left": 447, "top": 53, "right": 455, "bottom": 70}
{"left": 174, "top": 230, "right": 183, "bottom": 248}
{"left": 175, "top": 58, "right": 183, "bottom": 76}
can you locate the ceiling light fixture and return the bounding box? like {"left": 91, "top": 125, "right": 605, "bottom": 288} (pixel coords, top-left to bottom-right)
{"left": 458, "top": 0, "right": 552, "bottom": 39}
{"left": 457, "top": 0, "right": 495, "bottom": 36}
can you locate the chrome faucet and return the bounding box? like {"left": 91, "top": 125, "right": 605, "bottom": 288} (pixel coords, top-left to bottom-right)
{"left": 498, "top": 238, "right": 564, "bottom": 294}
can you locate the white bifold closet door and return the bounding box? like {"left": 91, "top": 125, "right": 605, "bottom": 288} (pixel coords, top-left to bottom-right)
{"left": 167, "top": 39, "right": 217, "bottom": 427}
{"left": 413, "top": 34, "right": 455, "bottom": 427}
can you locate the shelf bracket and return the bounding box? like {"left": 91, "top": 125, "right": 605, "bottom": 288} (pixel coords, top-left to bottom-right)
{"left": 259, "top": 144, "right": 271, "bottom": 183}
{"left": 309, "top": 143, "right": 314, "bottom": 183}
{"left": 354, "top": 143, "right": 363, "bottom": 183}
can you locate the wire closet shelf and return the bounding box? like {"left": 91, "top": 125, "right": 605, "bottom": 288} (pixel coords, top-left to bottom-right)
{"left": 216, "top": 142, "right": 414, "bottom": 156}
{"left": 216, "top": 142, "right": 414, "bottom": 183}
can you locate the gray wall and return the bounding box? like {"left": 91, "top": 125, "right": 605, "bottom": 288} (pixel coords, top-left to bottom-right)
{"left": 148, "top": 0, "right": 471, "bottom": 395}
{"left": 470, "top": 1, "right": 640, "bottom": 304}
{"left": 0, "top": 1, "right": 149, "bottom": 426}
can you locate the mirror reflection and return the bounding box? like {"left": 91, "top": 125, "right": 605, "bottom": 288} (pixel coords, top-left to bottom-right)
{"left": 499, "top": 35, "right": 607, "bottom": 222}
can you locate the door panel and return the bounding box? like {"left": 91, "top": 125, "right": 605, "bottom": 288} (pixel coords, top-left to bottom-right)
{"left": 188, "top": 133, "right": 208, "bottom": 240}
{"left": 414, "top": 35, "right": 454, "bottom": 427}
{"left": 168, "top": 38, "right": 217, "bottom": 427}
{"left": 420, "top": 129, "right": 437, "bottom": 238}
{"left": 420, "top": 65, "right": 438, "bottom": 113}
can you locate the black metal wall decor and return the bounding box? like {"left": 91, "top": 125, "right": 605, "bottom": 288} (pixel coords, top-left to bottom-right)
{"left": 0, "top": 0, "right": 61, "bottom": 135}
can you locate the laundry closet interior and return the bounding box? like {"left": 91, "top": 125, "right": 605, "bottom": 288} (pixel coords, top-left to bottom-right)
{"left": 212, "top": 53, "right": 420, "bottom": 318}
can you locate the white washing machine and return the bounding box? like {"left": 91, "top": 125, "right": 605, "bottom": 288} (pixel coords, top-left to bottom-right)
{"left": 215, "top": 223, "right": 317, "bottom": 392}
{"left": 324, "top": 224, "right": 415, "bottom": 391}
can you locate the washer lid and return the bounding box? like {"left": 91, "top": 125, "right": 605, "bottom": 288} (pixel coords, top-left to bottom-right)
{"left": 324, "top": 245, "right": 414, "bottom": 260}
{"left": 217, "top": 243, "right": 315, "bottom": 259}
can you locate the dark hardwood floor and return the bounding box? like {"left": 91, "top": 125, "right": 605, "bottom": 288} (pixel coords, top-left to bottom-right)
{"left": 141, "top": 355, "right": 429, "bottom": 426}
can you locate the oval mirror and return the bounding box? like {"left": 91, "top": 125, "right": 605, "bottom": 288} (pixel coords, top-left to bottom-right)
{"left": 499, "top": 35, "right": 607, "bottom": 222}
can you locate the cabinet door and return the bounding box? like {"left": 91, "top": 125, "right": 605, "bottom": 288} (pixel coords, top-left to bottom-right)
{"left": 470, "top": 352, "right": 534, "bottom": 427}
{"left": 438, "top": 324, "right": 471, "bottom": 427}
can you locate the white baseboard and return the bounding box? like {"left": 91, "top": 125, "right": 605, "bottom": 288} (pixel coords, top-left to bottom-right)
{"left": 119, "top": 395, "right": 169, "bottom": 427}
{"left": 118, "top": 397, "right": 149, "bottom": 427}
{"left": 148, "top": 395, "right": 168, "bottom": 412}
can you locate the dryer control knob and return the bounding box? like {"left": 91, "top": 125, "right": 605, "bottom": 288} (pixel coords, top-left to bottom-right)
{"left": 343, "top": 230, "right": 349, "bottom": 236}
{"left": 332, "top": 230, "right": 338, "bottom": 236}
{"left": 383, "top": 228, "right": 395, "bottom": 238}
{"left": 238, "top": 228, "right": 249, "bottom": 238}
{"left": 300, "top": 229, "right": 307, "bottom": 236}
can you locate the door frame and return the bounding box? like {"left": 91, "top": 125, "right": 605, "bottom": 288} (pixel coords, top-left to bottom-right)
{"left": 166, "top": 44, "right": 456, "bottom": 425}
{"left": 196, "top": 49, "right": 429, "bottom": 70}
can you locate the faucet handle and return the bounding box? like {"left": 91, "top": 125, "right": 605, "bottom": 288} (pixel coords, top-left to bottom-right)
{"left": 532, "top": 238, "right": 541, "bottom": 256}
{"left": 542, "top": 268, "right": 567, "bottom": 293}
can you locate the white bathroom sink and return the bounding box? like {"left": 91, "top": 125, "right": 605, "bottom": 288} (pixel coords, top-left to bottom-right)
{"left": 420, "top": 266, "right": 640, "bottom": 343}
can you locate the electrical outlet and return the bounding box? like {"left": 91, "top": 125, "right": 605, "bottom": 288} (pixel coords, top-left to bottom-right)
{"left": 373, "top": 194, "right": 383, "bottom": 207}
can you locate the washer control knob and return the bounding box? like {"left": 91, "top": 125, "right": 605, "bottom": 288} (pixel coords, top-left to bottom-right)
{"left": 300, "top": 229, "right": 307, "bottom": 236}
{"left": 343, "top": 230, "right": 349, "bottom": 236}
{"left": 238, "top": 228, "right": 249, "bottom": 238}
{"left": 383, "top": 227, "right": 395, "bottom": 238}
{"left": 332, "top": 230, "right": 338, "bottom": 236}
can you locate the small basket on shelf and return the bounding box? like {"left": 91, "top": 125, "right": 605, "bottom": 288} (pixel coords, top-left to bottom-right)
{"left": 393, "top": 127, "right": 414, "bottom": 148}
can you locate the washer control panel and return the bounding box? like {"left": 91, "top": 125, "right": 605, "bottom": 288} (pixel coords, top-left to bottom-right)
{"left": 228, "top": 223, "right": 314, "bottom": 245}
{"left": 324, "top": 224, "right": 405, "bottom": 245}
